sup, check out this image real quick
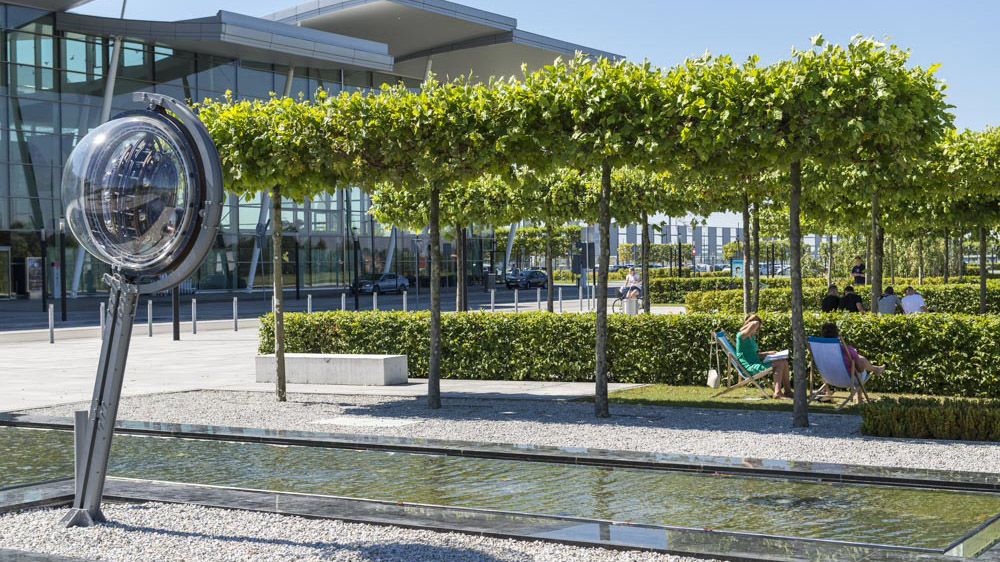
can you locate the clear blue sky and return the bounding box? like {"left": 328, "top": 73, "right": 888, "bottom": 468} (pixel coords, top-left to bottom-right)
{"left": 75, "top": 0, "right": 996, "bottom": 130}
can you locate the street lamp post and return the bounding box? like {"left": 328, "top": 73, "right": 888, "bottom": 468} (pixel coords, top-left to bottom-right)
{"left": 352, "top": 227, "right": 360, "bottom": 311}
{"left": 59, "top": 219, "right": 67, "bottom": 322}
{"left": 414, "top": 237, "right": 422, "bottom": 310}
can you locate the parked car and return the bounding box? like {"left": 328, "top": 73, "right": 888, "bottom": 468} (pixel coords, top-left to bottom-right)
{"left": 354, "top": 273, "right": 409, "bottom": 294}
{"left": 505, "top": 269, "right": 548, "bottom": 289}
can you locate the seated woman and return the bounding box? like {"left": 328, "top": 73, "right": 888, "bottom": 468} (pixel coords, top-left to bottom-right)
{"left": 820, "top": 322, "right": 885, "bottom": 378}
{"left": 734, "top": 314, "right": 791, "bottom": 400}
{"left": 620, "top": 267, "right": 642, "bottom": 299}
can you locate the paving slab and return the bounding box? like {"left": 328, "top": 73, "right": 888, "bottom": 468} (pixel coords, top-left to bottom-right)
{"left": 0, "top": 326, "right": 641, "bottom": 412}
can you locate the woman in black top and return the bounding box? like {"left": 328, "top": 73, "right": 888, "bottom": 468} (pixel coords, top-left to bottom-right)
{"left": 821, "top": 285, "right": 840, "bottom": 312}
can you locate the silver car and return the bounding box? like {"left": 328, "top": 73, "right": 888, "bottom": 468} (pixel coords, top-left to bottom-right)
{"left": 357, "top": 273, "right": 409, "bottom": 294}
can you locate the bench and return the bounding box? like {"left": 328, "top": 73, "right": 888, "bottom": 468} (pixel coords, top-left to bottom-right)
{"left": 255, "top": 354, "right": 408, "bottom": 386}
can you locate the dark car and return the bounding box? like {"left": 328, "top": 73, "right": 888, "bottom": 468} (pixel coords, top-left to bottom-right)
{"left": 505, "top": 270, "right": 548, "bottom": 289}
{"left": 354, "top": 273, "right": 409, "bottom": 294}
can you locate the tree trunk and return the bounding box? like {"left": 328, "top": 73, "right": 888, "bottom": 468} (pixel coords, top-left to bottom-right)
{"left": 958, "top": 234, "right": 965, "bottom": 280}
{"left": 870, "top": 189, "right": 883, "bottom": 314}
{"left": 890, "top": 236, "right": 896, "bottom": 285}
{"left": 595, "top": 159, "right": 612, "bottom": 418}
{"left": 752, "top": 203, "right": 761, "bottom": 312}
{"left": 789, "top": 161, "right": 809, "bottom": 429}
{"left": 741, "top": 192, "right": 751, "bottom": 314}
{"left": 865, "top": 234, "right": 871, "bottom": 286}
{"left": 918, "top": 237, "right": 924, "bottom": 285}
{"left": 943, "top": 230, "right": 950, "bottom": 283}
{"left": 980, "top": 226, "right": 988, "bottom": 314}
{"left": 641, "top": 211, "right": 651, "bottom": 314}
{"left": 428, "top": 186, "right": 442, "bottom": 409}
{"left": 545, "top": 224, "right": 554, "bottom": 312}
{"left": 826, "top": 235, "right": 834, "bottom": 287}
{"left": 271, "top": 186, "right": 287, "bottom": 402}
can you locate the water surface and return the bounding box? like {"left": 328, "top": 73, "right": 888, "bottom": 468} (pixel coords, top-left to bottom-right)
{"left": 1, "top": 427, "right": 997, "bottom": 549}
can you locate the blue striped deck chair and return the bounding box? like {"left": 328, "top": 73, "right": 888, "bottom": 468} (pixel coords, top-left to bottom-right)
{"left": 807, "top": 337, "right": 872, "bottom": 410}
{"left": 710, "top": 330, "right": 771, "bottom": 399}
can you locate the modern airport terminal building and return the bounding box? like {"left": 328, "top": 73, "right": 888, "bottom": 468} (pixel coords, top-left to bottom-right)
{"left": 0, "top": 0, "right": 627, "bottom": 300}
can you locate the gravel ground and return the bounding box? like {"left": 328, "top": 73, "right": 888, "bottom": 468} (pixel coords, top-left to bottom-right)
{"left": 0, "top": 503, "right": 706, "bottom": 562}
{"left": 23, "top": 390, "right": 1000, "bottom": 473}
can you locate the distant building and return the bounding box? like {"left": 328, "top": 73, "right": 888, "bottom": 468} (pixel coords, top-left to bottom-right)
{"left": 0, "top": 0, "right": 617, "bottom": 299}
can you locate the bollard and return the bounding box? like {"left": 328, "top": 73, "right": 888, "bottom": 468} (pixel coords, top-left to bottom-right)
{"left": 233, "top": 297, "right": 238, "bottom": 332}
{"left": 100, "top": 302, "right": 106, "bottom": 334}
{"left": 403, "top": 290, "right": 407, "bottom": 312}
{"left": 192, "top": 299, "right": 197, "bottom": 334}
{"left": 147, "top": 300, "right": 153, "bottom": 337}
{"left": 48, "top": 304, "right": 54, "bottom": 344}
{"left": 514, "top": 289, "right": 519, "bottom": 313}
{"left": 578, "top": 285, "right": 583, "bottom": 310}
{"left": 307, "top": 294, "right": 312, "bottom": 314}
{"left": 559, "top": 287, "right": 563, "bottom": 313}
{"left": 341, "top": 293, "right": 346, "bottom": 311}
{"left": 536, "top": 287, "right": 541, "bottom": 310}
{"left": 490, "top": 289, "right": 495, "bottom": 312}
{"left": 373, "top": 291, "right": 378, "bottom": 311}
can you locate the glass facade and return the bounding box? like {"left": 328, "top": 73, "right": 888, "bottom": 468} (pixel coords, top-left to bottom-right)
{"left": 0, "top": 4, "right": 495, "bottom": 299}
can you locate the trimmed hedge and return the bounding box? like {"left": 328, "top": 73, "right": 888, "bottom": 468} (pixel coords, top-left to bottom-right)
{"left": 649, "top": 276, "right": 993, "bottom": 304}
{"left": 685, "top": 283, "right": 1000, "bottom": 314}
{"left": 860, "top": 398, "right": 1000, "bottom": 441}
{"left": 259, "top": 311, "right": 1000, "bottom": 397}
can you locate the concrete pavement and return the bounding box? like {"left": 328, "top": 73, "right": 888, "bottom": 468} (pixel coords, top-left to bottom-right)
{"left": 0, "top": 326, "right": 642, "bottom": 412}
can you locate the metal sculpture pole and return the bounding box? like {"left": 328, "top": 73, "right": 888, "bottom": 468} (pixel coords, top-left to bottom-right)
{"left": 62, "top": 275, "right": 138, "bottom": 527}
{"left": 58, "top": 92, "right": 223, "bottom": 528}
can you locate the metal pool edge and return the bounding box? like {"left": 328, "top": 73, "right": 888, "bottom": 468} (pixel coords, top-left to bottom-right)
{"left": 97, "top": 477, "right": 971, "bottom": 562}
{"left": 2, "top": 413, "right": 998, "bottom": 494}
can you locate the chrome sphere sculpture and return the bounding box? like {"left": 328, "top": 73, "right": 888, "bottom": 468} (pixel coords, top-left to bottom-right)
{"left": 61, "top": 93, "right": 222, "bottom": 528}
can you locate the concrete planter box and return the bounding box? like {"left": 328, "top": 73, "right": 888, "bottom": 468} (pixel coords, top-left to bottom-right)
{"left": 255, "top": 354, "right": 408, "bottom": 386}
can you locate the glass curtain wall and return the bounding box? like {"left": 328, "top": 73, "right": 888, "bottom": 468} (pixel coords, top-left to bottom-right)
{"left": 0, "top": 3, "right": 492, "bottom": 299}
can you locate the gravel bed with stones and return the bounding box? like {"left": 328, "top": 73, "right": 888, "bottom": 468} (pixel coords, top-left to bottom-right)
{"left": 0, "top": 503, "right": 704, "bottom": 562}
{"left": 22, "top": 390, "right": 1000, "bottom": 473}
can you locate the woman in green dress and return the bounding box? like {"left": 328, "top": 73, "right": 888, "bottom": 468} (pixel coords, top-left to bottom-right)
{"left": 734, "top": 314, "right": 791, "bottom": 399}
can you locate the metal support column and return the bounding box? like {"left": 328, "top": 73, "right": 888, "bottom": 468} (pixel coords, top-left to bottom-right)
{"left": 62, "top": 275, "right": 139, "bottom": 527}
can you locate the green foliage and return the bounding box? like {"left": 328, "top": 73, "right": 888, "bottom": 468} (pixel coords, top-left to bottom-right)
{"left": 685, "top": 283, "right": 1000, "bottom": 314}
{"left": 259, "top": 311, "right": 1000, "bottom": 397}
{"left": 861, "top": 398, "right": 1000, "bottom": 441}
{"left": 497, "top": 225, "right": 582, "bottom": 261}
{"left": 198, "top": 92, "right": 347, "bottom": 202}
{"left": 617, "top": 243, "right": 693, "bottom": 265}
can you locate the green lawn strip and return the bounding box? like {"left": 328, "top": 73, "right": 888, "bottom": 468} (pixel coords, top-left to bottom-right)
{"left": 590, "top": 384, "right": 972, "bottom": 415}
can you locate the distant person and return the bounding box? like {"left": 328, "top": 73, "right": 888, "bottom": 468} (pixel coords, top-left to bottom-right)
{"left": 838, "top": 285, "right": 865, "bottom": 313}
{"left": 734, "top": 313, "right": 792, "bottom": 400}
{"left": 821, "top": 285, "right": 840, "bottom": 313}
{"left": 621, "top": 267, "right": 642, "bottom": 299}
{"left": 851, "top": 256, "right": 866, "bottom": 286}
{"left": 877, "top": 286, "right": 902, "bottom": 315}
{"left": 820, "top": 322, "right": 885, "bottom": 378}
{"left": 901, "top": 286, "right": 929, "bottom": 314}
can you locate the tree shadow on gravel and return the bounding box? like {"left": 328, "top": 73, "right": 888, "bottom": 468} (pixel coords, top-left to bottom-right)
{"left": 330, "top": 395, "right": 859, "bottom": 438}
{"left": 103, "top": 516, "right": 519, "bottom": 562}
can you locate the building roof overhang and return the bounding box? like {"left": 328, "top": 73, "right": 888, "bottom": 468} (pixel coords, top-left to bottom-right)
{"left": 8, "top": 0, "right": 94, "bottom": 11}
{"left": 54, "top": 9, "right": 394, "bottom": 71}
{"left": 265, "top": 0, "right": 621, "bottom": 80}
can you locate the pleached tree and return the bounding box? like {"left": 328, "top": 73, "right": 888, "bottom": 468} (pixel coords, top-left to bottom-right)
{"left": 338, "top": 78, "right": 510, "bottom": 409}
{"left": 504, "top": 55, "right": 684, "bottom": 417}
{"left": 200, "top": 93, "right": 349, "bottom": 402}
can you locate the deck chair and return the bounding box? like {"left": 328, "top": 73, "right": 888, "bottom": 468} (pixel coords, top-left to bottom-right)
{"left": 710, "top": 330, "right": 771, "bottom": 399}
{"left": 807, "top": 337, "right": 871, "bottom": 410}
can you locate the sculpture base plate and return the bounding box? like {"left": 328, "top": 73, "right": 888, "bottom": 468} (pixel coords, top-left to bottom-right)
{"left": 61, "top": 507, "right": 106, "bottom": 528}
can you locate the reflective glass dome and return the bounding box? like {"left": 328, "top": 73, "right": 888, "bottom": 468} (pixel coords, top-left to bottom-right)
{"left": 63, "top": 114, "right": 198, "bottom": 275}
